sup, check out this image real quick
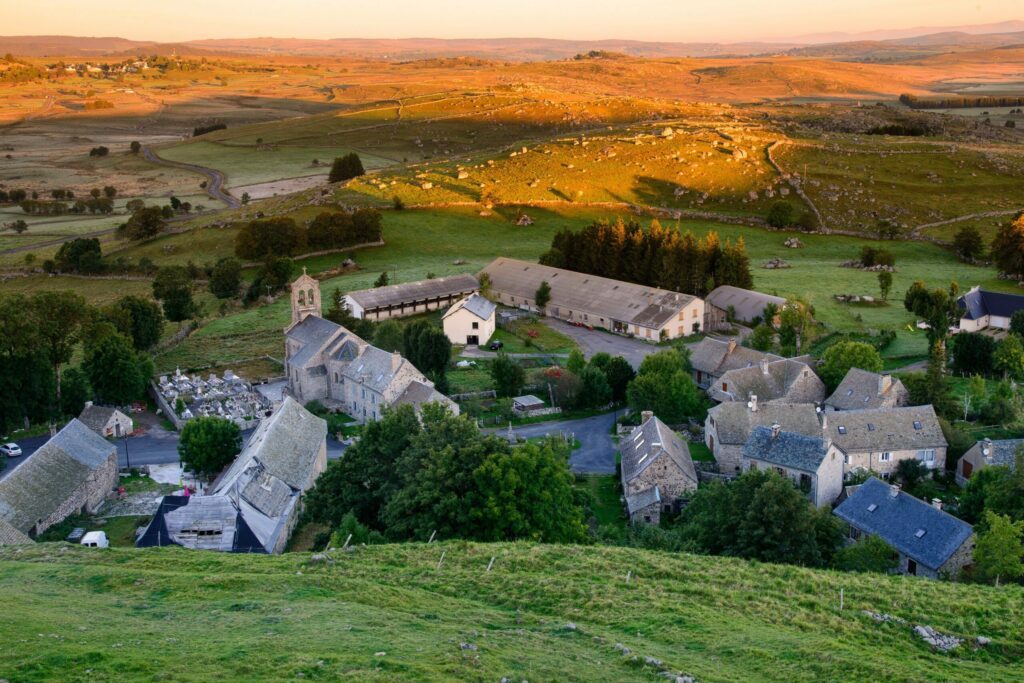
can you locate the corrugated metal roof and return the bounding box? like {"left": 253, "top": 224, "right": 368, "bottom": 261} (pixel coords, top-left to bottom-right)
{"left": 481, "top": 258, "right": 697, "bottom": 330}
{"left": 347, "top": 274, "right": 479, "bottom": 311}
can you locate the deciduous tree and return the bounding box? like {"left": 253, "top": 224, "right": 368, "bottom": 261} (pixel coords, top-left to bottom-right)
{"left": 178, "top": 416, "right": 242, "bottom": 478}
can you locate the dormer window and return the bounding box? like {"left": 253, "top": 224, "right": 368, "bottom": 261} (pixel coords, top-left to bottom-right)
{"left": 867, "top": 423, "right": 875, "bottom": 432}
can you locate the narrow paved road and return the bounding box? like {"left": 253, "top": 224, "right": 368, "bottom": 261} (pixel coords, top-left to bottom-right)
{"left": 489, "top": 412, "right": 618, "bottom": 474}
{"left": 141, "top": 145, "right": 239, "bottom": 208}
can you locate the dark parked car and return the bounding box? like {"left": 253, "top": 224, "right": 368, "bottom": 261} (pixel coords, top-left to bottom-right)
{"left": 489, "top": 340, "right": 504, "bottom": 351}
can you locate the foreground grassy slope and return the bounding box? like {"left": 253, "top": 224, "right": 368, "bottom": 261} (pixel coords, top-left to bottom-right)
{"left": 1, "top": 543, "right": 1021, "bottom": 682}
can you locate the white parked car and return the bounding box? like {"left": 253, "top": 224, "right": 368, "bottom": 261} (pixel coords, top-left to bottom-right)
{"left": 80, "top": 531, "right": 109, "bottom": 548}
{"left": 0, "top": 443, "right": 21, "bottom": 457}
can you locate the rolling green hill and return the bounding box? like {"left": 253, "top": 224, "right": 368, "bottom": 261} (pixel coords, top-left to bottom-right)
{"left": 1, "top": 542, "right": 1021, "bottom": 682}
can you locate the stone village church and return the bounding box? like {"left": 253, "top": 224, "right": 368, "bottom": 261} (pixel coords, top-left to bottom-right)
{"left": 284, "top": 270, "right": 458, "bottom": 422}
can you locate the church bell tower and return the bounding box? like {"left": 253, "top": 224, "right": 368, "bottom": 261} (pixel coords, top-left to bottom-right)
{"left": 290, "top": 268, "right": 322, "bottom": 325}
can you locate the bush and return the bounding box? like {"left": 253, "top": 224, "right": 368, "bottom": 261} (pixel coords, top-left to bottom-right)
{"left": 193, "top": 122, "right": 227, "bottom": 137}
{"left": 859, "top": 246, "right": 895, "bottom": 267}
{"left": 328, "top": 153, "right": 366, "bottom": 183}
{"left": 766, "top": 202, "right": 795, "bottom": 228}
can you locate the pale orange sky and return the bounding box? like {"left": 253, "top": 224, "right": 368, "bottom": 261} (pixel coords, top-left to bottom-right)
{"left": 5, "top": 0, "right": 1022, "bottom": 43}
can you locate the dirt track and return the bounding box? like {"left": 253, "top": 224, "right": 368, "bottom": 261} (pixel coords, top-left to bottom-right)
{"left": 141, "top": 146, "right": 240, "bottom": 208}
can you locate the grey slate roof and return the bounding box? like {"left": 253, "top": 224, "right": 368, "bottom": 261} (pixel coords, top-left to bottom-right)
{"left": 77, "top": 404, "right": 122, "bottom": 434}
{"left": 828, "top": 405, "right": 947, "bottom": 454}
{"left": 394, "top": 380, "right": 451, "bottom": 412}
{"left": 967, "top": 438, "right": 1024, "bottom": 469}
{"left": 713, "top": 358, "right": 826, "bottom": 404}
{"left": 958, "top": 287, "right": 1024, "bottom": 320}
{"left": 444, "top": 293, "right": 496, "bottom": 321}
{"left": 347, "top": 274, "right": 479, "bottom": 311}
{"left": 834, "top": 477, "right": 973, "bottom": 571}
{"left": 742, "top": 425, "right": 828, "bottom": 472}
{"left": 689, "top": 337, "right": 780, "bottom": 377}
{"left": 620, "top": 416, "right": 698, "bottom": 487}
{"left": 825, "top": 368, "right": 908, "bottom": 411}
{"left": 215, "top": 396, "right": 326, "bottom": 492}
{"left": 0, "top": 419, "right": 115, "bottom": 534}
{"left": 481, "top": 258, "right": 698, "bottom": 331}
{"left": 287, "top": 315, "right": 345, "bottom": 369}
{"left": 0, "top": 519, "right": 32, "bottom": 545}
{"left": 625, "top": 486, "right": 661, "bottom": 515}
{"left": 706, "top": 285, "right": 785, "bottom": 323}
{"left": 707, "top": 401, "right": 823, "bottom": 445}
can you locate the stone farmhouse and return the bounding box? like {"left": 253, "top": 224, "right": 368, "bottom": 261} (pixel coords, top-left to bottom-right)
{"left": 480, "top": 258, "right": 705, "bottom": 341}
{"left": 0, "top": 419, "right": 117, "bottom": 541}
{"left": 442, "top": 293, "right": 496, "bottom": 346}
{"left": 619, "top": 412, "right": 699, "bottom": 524}
{"left": 956, "top": 437, "right": 1023, "bottom": 486}
{"left": 705, "top": 399, "right": 824, "bottom": 474}
{"left": 825, "top": 368, "right": 908, "bottom": 411}
{"left": 284, "top": 271, "right": 457, "bottom": 422}
{"left": 955, "top": 286, "right": 1024, "bottom": 333}
{"left": 688, "top": 337, "right": 780, "bottom": 390}
{"left": 78, "top": 402, "right": 134, "bottom": 438}
{"left": 344, "top": 274, "right": 479, "bottom": 321}
{"left": 742, "top": 424, "right": 844, "bottom": 508}
{"left": 834, "top": 477, "right": 974, "bottom": 579}
{"left": 137, "top": 398, "right": 326, "bottom": 554}
{"left": 707, "top": 357, "right": 826, "bottom": 405}
{"left": 705, "top": 285, "right": 785, "bottom": 328}
{"left": 827, "top": 405, "right": 947, "bottom": 476}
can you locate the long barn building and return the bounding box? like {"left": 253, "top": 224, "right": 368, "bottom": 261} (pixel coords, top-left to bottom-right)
{"left": 345, "top": 274, "right": 479, "bottom": 321}
{"left": 480, "top": 258, "right": 705, "bottom": 341}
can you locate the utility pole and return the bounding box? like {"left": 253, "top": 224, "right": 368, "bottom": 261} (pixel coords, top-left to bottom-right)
{"left": 123, "top": 434, "right": 131, "bottom": 470}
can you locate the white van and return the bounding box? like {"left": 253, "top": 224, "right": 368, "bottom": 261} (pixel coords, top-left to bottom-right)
{"left": 80, "top": 531, "right": 109, "bottom": 548}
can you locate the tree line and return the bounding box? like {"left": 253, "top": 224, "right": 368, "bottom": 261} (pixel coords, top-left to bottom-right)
{"left": 234, "top": 209, "right": 382, "bottom": 260}
{"left": 539, "top": 218, "right": 753, "bottom": 297}
{"left": 900, "top": 94, "right": 1024, "bottom": 110}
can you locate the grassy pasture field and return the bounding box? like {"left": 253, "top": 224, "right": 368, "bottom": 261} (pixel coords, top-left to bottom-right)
{"left": 0, "top": 542, "right": 1021, "bottom": 682}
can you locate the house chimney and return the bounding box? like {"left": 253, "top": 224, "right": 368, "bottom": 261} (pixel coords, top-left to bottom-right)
{"left": 878, "top": 374, "right": 892, "bottom": 394}
{"left": 391, "top": 351, "right": 402, "bottom": 371}
{"left": 748, "top": 394, "right": 758, "bottom": 413}
{"left": 770, "top": 422, "right": 781, "bottom": 439}
{"left": 760, "top": 359, "right": 770, "bottom": 376}
{"left": 85, "top": 400, "right": 93, "bottom": 408}
{"left": 982, "top": 438, "right": 994, "bottom": 463}
{"left": 641, "top": 410, "right": 654, "bottom": 423}
{"left": 931, "top": 498, "right": 942, "bottom": 510}
{"left": 727, "top": 338, "right": 737, "bottom": 353}
{"left": 889, "top": 484, "right": 901, "bottom": 498}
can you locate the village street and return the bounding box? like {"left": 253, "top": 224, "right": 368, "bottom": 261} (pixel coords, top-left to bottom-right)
{"left": 490, "top": 411, "right": 618, "bottom": 474}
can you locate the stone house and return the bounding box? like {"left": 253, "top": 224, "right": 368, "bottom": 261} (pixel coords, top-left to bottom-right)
{"left": 625, "top": 487, "right": 663, "bottom": 526}
{"left": 827, "top": 405, "right": 947, "bottom": 477}
{"left": 824, "top": 368, "right": 908, "bottom": 411}
{"left": 0, "top": 419, "right": 117, "bottom": 541}
{"left": 345, "top": 274, "right": 479, "bottom": 321}
{"left": 284, "top": 271, "right": 457, "bottom": 422}
{"left": 78, "top": 402, "right": 134, "bottom": 437}
{"left": 481, "top": 257, "right": 705, "bottom": 341}
{"left": 955, "top": 286, "right": 1024, "bottom": 333}
{"left": 137, "top": 397, "right": 327, "bottom": 554}
{"left": 742, "top": 424, "right": 844, "bottom": 508}
{"left": 708, "top": 357, "right": 826, "bottom": 405}
{"left": 620, "top": 412, "right": 698, "bottom": 522}
{"left": 687, "top": 337, "right": 780, "bottom": 390}
{"left": 705, "top": 398, "right": 824, "bottom": 474}
{"left": 705, "top": 285, "right": 786, "bottom": 328}
{"left": 834, "top": 477, "right": 975, "bottom": 580}
{"left": 442, "top": 293, "right": 496, "bottom": 346}
{"left": 956, "top": 437, "right": 1023, "bottom": 486}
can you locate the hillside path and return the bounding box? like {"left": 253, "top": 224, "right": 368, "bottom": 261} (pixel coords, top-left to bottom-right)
{"left": 141, "top": 145, "right": 239, "bottom": 208}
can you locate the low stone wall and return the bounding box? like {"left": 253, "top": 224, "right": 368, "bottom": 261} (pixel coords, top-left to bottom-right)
{"left": 150, "top": 382, "right": 185, "bottom": 431}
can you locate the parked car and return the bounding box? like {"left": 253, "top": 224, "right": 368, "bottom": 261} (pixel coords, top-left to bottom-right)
{"left": 80, "top": 531, "right": 109, "bottom": 548}
{"left": 489, "top": 340, "right": 504, "bottom": 351}
{"left": 0, "top": 443, "right": 21, "bottom": 457}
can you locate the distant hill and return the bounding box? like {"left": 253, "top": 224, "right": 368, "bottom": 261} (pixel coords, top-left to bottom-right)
{"left": 786, "top": 30, "right": 1024, "bottom": 61}
{"left": 0, "top": 542, "right": 1021, "bottom": 681}
{"left": 788, "top": 19, "right": 1024, "bottom": 44}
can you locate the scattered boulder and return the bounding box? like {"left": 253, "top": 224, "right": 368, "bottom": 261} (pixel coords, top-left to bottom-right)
{"left": 783, "top": 237, "right": 803, "bottom": 249}
{"left": 762, "top": 258, "right": 790, "bottom": 269}
{"left": 564, "top": 622, "right": 577, "bottom": 631}
{"left": 459, "top": 642, "right": 478, "bottom": 651}
{"left": 457, "top": 171, "right": 469, "bottom": 180}
{"left": 515, "top": 213, "right": 534, "bottom": 226}
{"left": 914, "top": 625, "right": 962, "bottom": 652}
{"left": 862, "top": 610, "right": 906, "bottom": 625}
{"left": 976, "top": 636, "right": 991, "bottom": 646}
{"left": 452, "top": 259, "right": 467, "bottom": 265}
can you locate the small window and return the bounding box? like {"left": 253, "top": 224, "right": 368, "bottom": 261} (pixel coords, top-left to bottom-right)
{"left": 838, "top": 426, "right": 847, "bottom": 434}
{"left": 867, "top": 503, "right": 878, "bottom": 512}
{"left": 881, "top": 452, "right": 892, "bottom": 462}
{"left": 913, "top": 421, "right": 923, "bottom": 430}
{"left": 722, "top": 382, "right": 728, "bottom": 392}
{"left": 867, "top": 423, "right": 875, "bottom": 432}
